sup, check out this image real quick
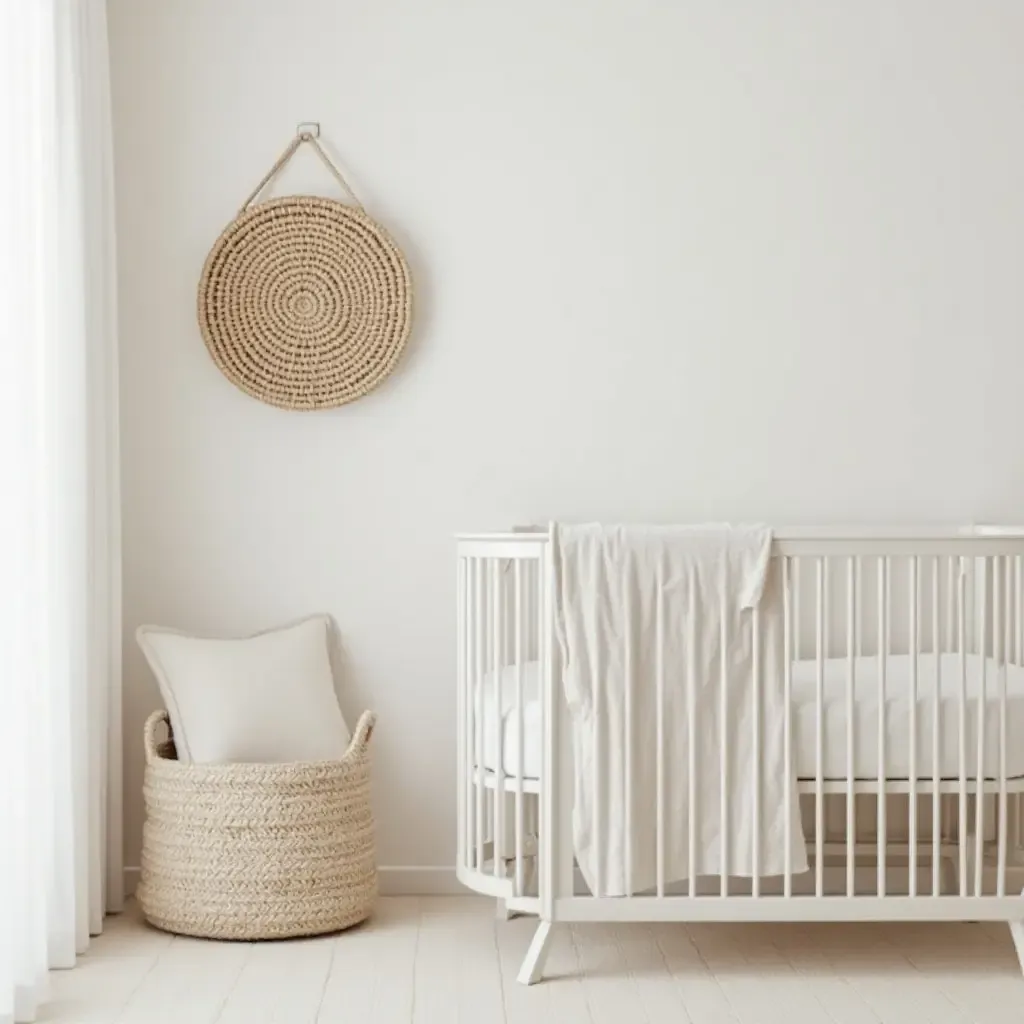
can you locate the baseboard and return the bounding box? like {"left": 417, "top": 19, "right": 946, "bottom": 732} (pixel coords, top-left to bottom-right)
{"left": 123, "top": 865, "right": 467, "bottom": 898}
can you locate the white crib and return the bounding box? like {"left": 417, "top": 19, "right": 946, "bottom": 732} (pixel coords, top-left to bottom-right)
{"left": 455, "top": 527, "right": 1024, "bottom": 984}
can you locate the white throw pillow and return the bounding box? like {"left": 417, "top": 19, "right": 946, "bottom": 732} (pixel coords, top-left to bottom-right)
{"left": 137, "top": 615, "right": 351, "bottom": 764}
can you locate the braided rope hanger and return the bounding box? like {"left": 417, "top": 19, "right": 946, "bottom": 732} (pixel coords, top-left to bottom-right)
{"left": 238, "top": 129, "right": 364, "bottom": 215}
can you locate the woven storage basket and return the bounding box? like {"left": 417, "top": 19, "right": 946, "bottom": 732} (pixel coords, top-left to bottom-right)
{"left": 137, "top": 709, "right": 377, "bottom": 940}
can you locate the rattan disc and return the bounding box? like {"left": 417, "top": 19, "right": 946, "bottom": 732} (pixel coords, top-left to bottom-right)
{"left": 198, "top": 195, "right": 412, "bottom": 410}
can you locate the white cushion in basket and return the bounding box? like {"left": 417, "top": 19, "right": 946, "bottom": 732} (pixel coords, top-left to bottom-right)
{"left": 136, "top": 615, "right": 350, "bottom": 765}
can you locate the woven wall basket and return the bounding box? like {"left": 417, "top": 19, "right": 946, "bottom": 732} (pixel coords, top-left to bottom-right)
{"left": 137, "top": 709, "right": 377, "bottom": 940}
{"left": 197, "top": 131, "right": 412, "bottom": 411}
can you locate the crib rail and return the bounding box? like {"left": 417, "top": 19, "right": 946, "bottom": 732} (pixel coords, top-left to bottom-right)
{"left": 456, "top": 529, "right": 1024, "bottom": 920}
{"left": 456, "top": 535, "right": 547, "bottom": 909}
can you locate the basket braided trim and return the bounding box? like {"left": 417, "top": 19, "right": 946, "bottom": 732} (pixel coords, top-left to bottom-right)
{"left": 197, "top": 195, "right": 412, "bottom": 411}
{"left": 137, "top": 709, "right": 377, "bottom": 940}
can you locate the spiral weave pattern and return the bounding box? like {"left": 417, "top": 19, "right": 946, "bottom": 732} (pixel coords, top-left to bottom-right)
{"left": 197, "top": 195, "right": 412, "bottom": 410}
{"left": 138, "top": 709, "right": 377, "bottom": 940}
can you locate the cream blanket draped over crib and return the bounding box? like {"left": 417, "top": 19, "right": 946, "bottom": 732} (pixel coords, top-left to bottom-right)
{"left": 552, "top": 523, "right": 808, "bottom": 897}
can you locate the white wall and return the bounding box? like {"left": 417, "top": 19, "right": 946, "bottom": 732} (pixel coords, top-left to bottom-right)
{"left": 108, "top": 0, "right": 1024, "bottom": 883}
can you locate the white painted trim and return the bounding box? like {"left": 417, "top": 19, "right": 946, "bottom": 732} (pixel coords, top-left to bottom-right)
{"left": 123, "top": 865, "right": 470, "bottom": 899}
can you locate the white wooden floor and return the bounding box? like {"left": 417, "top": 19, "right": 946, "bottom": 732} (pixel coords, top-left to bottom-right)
{"left": 44, "top": 897, "right": 1022, "bottom": 1023}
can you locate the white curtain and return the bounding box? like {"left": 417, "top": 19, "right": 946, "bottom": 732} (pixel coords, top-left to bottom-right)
{"left": 0, "top": 1, "right": 123, "bottom": 1021}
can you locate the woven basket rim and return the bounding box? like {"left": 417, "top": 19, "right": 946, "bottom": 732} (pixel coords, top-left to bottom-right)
{"left": 143, "top": 709, "right": 375, "bottom": 778}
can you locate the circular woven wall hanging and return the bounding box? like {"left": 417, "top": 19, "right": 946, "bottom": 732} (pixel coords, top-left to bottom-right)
{"left": 198, "top": 131, "right": 412, "bottom": 411}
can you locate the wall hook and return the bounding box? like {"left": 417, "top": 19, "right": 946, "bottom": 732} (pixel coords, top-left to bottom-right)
{"left": 296, "top": 121, "right": 320, "bottom": 140}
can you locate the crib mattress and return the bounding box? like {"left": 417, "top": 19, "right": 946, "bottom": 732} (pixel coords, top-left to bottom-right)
{"left": 477, "top": 654, "right": 1024, "bottom": 782}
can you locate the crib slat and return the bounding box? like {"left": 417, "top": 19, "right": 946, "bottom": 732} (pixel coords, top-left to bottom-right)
{"left": 752, "top": 605, "right": 761, "bottom": 897}
{"left": 909, "top": 557, "right": 918, "bottom": 898}
{"left": 854, "top": 557, "right": 863, "bottom": 889}
{"left": 783, "top": 557, "right": 793, "bottom": 899}
{"left": 999, "top": 557, "right": 1008, "bottom": 897}
{"left": 467, "top": 558, "right": 476, "bottom": 870}
{"left": 540, "top": 542, "right": 556, "bottom": 918}
{"left": 932, "top": 557, "right": 941, "bottom": 896}
{"left": 945, "top": 555, "right": 956, "bottom": 850}
{"left": 1011, "top": 552, "right": 1019, "bottom": 663}
{"left": 721, "top": 560, "right": 729, "bottom": 898}
{"left": 464, "top": 559, "right": 472, "bottom": 870}
{"left": 975, "top": 558, "right": 987, "bottom": 897}
{"left": 687, "top": 568, "right": 698, "bottom": 899}
{"left": 878, "top": 556, "right": 888, "bottom": 898}
{"left": 855, "top": 557, "right": 863, "bottom": 658}
{"left": 623, "top": 569, "right": 633, "bottom": 896}
{"left": 493, "top": 561, "right": 504, "bottom": 879}
{"left": 958, "top": 559, "right": 968, "bottom": 897}
{"left": 816, "top": 557, "right": 825, "bottom": 898}
{"left": 592, "top": 574, "right": 603, "bottom": 894}
{"left": 794, "top": 557, "right": 802, "bottom": 896}
{"left": 514, "top": 560, "right": 525, "bottom": 895}
{"left": 475, "top": 559, "right": 485, "bottom": 872}
{"left": 457, "top": 557, "right": 466, "bottom": 874}
{"left": 655, "top": 565, "right": 665, "bottom": 899}
{"left": 947, "top": 556, "right": 956, "bottom": 657}
{"left": 846, "top": 557, "right": 855, "bottom": 898}
{"left": 1011, "top": 557, "right": 1019, "bottom": 851}
{"left": 856, "top": 555, "right": 864, "bottom": 882}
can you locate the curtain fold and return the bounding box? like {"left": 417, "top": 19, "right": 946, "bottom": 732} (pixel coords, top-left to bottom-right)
{"left": 0, "top": 1, "right": 123, "bottom": 1021}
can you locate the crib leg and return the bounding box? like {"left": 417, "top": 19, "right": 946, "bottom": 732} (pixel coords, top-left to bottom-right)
{"left": 1009, "top": 891, "right": 1024, "bottom": 977}
{"left": 517, "top": 920, "right": 555, "bottom": 985}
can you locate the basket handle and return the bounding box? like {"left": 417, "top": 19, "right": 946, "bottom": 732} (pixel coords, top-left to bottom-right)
{"left": 343, "top": 710, "right": 377, "bottom": 759}
{"left": 144, "top": 710, "right": 171, "bottom": 766}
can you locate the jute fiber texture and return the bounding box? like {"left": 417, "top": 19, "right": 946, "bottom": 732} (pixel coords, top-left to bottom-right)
{"left": 197, "top": 133, "right": 412, "bottom": 411}
{"left": 138, "top": 708, "right": 378, "bottom": 940}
